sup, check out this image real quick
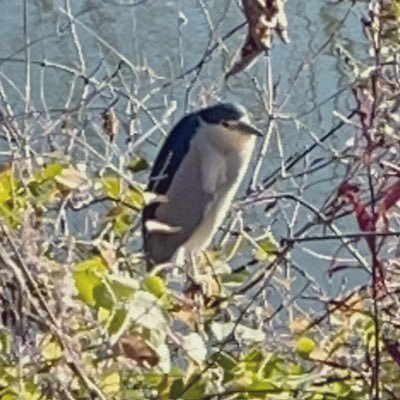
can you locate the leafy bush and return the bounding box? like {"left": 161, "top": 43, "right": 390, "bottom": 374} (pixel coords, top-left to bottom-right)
{"left": 0, "top": 1, "right": 399, "bottom": 399}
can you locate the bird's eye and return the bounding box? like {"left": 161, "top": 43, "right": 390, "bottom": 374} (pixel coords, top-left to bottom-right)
{"left": 221, "top": 120, "right": 230, "bottom": 128}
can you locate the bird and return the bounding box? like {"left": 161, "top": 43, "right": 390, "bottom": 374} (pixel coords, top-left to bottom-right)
{"left": 142, "top": 102, "right": 262, "bottom": 268}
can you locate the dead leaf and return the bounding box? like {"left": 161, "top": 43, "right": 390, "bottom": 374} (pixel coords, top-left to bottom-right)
{"left": 96, "top": 240, "right": 116, "bottom": 270}
{"left": 55, "top": 165, "right": 89, "bottom": 191}
{"left": 116, "top": 334, "right": 160, "bottom": 368}
{"left": 289, "top": 317, "right": 311, "bottom": 334}
{"left": 175, "top": 305, "right": 198, "bottom": 329}
{"left": 383, "top": 338, "right": 400, "bottom": 367}
{"left": 226, "top": 0, "right": 289, "bottom": 78}
{"left": 338, "top": 181, "right": 375, "bottom": 250}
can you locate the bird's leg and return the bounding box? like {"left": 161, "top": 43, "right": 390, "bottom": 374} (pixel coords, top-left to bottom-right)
{"left": 184, "top": 253, "right": 218, "bottom": 300}
{"left": 186, "top": 253, "right": 199, "bottom": 285}
{"left": 185, "top": 253, "right": 212, "bottom": 297}
{"left": 183, "top": 254, "right": 204, "bottom": 303}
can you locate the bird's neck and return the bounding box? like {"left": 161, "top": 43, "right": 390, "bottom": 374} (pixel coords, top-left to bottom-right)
{"left": 198, "top": 120, "right": 255, "bottom": 155}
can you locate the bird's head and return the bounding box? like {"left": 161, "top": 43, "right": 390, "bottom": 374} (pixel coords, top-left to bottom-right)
{"left": 198, "top": 103, "right": 262, "bottom": 153}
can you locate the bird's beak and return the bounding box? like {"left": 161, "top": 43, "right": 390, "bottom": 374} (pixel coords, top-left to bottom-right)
{"left": 237, "top": 121, "right": 263, "bottom": 137}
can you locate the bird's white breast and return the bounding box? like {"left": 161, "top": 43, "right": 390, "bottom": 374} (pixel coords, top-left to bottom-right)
{"left": 178, "top": 122, "right": 256, "bottom": 256}
{"left": 195, "top": 119, "right": 256, "bottom": 193}
{"left": 199, "top": 139, "right": 227, "bottom": 194}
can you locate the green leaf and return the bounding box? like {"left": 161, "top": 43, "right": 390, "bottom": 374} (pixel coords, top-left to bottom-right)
{"left": 129, "top": 291, "right": 168, "bottom": 331}
{"left": 254, "top": 235, "right": 278, "bottom": 262}
{"left": 24, "top": 382, "right": 42, "bottom": 400}
{"left": 0, "top": 169, "right": 27, "bottom": 226}
{"left": 144, "top": 275, "right": 167, "bottom": 298}
{"left": 1, "top": 394, "right": 18, "bottom": 400}
{"left": 169, "top": 379, "right": 185, "bottom": 399}
{"left": 123, "top": 187, "right": 144, "bottom": 209}
{"left": 108, "top": 275, "right": 138, "bottom": 300}
{"left": 331, "top": 381, "right": 351, "bottom": 396}
{"left": 248, "top": 378, "right": 279, "bottom": 392}
{"left": 182, "top": 332, "right": 207, "bottom": 364}
{"left": 101, "top": 176, "right": 122, "bottom": 197}
{"left": 113, "top": 210, "right": 134, "bottom": 236}
{"left": 93, "top": 283, "right": 114, "bottom": 309}
{"left": 101, "top": 371, "right": 120, "bottom": 395}
{"left": 0, "top": 169, "right": 13, "bottom": 202}
{"left": 260, "top": 354, "right": 285, "bottom": 379}
{"left": 74, "top": 256, "right": 106, "bottom": 306}
{"left": 222, "top": 269, "right": 250, "bottom": 285}
{"left": 27, "top": 163, "right": 64, "bottom": 202}
{"left": 0, "top": 366, "right": 17, "bottom": 387}
{"left": 41, "top": 336, "right": 62, "bottom": 361}
{"left": 180, "top": 378, "right": 206, "bottom": 400}
{"left": 34, "top": 162, "right": 64, "bottom": 184}
{"left": 243, "top": 348, "right": 264, "bottom": 365}
{"left": 126, "top": 157, "right": 149, "bottom": 173}
{"left": 297, "top": 336, "right": 316, "bottom": 358}
{"left": 0, "top": 203, "right": 21, "bottom": 228}
{"left": 94, "top": 275, "right": 138, "bottom": 310}
{"left": 289, "top": 363, "right": 305, "bottom": 375}
{"left": 0, "top": 331, "right": 10, "bottom": 354}
{"left": 108, "top": 309, "right": 127, "bottom": 335}
{"left": 211, "top": 321, "right": 234, "bottom": 342}
{"left": 212, "top": 351, "right": 237, "bottom": 371}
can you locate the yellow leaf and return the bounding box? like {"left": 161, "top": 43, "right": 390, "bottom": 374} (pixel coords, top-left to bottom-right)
{"left": 0, "top": 169, "right": 13, "bottom": 202}
{"left": 42, "top": 336, "right": 63, "bottom": 361}
{"left": 101, "top": 371, "right": 120, "bottom": 395}
{"left": 254, "top": 235, "right": 278, "bottom": 262}
{"left": 101, "top": 176, "right": 122, "bottom": 198}
{"left": 297, "top": 336, "right": 316, "bottom": 358}
{"left": 143, "top": 275, "right": 167, "bottom": 298}
{"left": 74, "top": 256, "right": 106, "bottom": 306}
{"left": 34, "top": 162, "right": 64, "bottom": 184}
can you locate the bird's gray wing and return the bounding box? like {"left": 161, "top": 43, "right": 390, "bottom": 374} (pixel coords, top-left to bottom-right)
{"left": 142, "top": 113, "right": 213, "bottom": 265}
{"left": 147, "top": 114, "right": 199, "bottom": 195}
{"left": 143, "top": 141, "right": 214, "bottom": 265}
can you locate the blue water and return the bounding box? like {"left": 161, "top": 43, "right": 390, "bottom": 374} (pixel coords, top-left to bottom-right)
{"left": 0, "top": 1, "right": 369, "bottom": 314}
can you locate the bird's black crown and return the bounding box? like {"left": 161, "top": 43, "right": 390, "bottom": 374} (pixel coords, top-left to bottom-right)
{"left": 199, "top": 102, "right": 246, "bottom": 124}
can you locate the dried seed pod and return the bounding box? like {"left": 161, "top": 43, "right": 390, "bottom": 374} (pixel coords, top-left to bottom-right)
{"left": 102, "top": 108, "right": 119, "bottom": 142}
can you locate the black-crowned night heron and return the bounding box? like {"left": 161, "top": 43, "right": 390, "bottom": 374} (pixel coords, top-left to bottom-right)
{"left": 142, "top": 102, "right": 261, "bottom": 268}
